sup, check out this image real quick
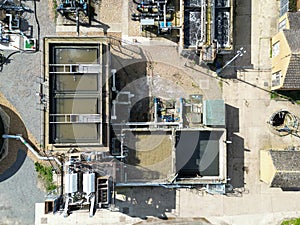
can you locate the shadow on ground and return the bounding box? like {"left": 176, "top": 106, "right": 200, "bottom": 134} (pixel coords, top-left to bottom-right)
{"left": 116, "top": 187, "right": 175, "bottom": 219}
{"left": 226, "top": 104, "right": 247, "bottom": 188}
{"left": 0, "top": 105, "right": 28, "bottom": 181}
{"left": 110, "top": 45, "right": 149, "bottom": 155}
{"left": 213, "top": 0, "right": 253, "bottom": 78}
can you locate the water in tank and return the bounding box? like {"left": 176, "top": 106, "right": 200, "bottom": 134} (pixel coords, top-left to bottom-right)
{"left": 83, "top": 173, "right": 95, "bottom": 195}
{"left": 65, "top": 173, "right": 78, "bottom": 194}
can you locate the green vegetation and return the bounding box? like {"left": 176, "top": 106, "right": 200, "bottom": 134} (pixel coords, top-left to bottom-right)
{"left": 52, "top": 0, "right": 58, "bottom": 20}
{"left": 276, "top": 90, "right": 300, "bottom": 104}
{"left": 218, "top": 80, "right": 223, "bottom": 89}
{"left": 270, "top": 91, "right": 280, "bottom": 99}
{"left": 270, "top": 90, "right": 300, "bottom": 104}
{"left": 192, "top": 82, "right": 199, "bottom": 88}
{"left": 281, "top": 218, "right": 300, "bottom": 225}
{"left": 289, "top": 0, "right": 297, "bottom": 12}
{"left": 34, "top": 162, "right": 57, "bottom": 192}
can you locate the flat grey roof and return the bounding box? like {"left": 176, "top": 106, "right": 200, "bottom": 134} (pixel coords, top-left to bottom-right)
{"left": 176, "top": 130, "right": 223, "bottom": 177}
{"left": 203, "top": 100, "right": 225, "bottom": 126}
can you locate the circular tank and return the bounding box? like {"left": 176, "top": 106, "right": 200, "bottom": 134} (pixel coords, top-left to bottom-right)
{"left": 269, "top": 110, "right": 299, "bottom": 136}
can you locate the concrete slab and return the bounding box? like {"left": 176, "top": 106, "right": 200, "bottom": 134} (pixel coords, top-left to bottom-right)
{"left": 35, "top": 204, "right": 143, "bottom": 225}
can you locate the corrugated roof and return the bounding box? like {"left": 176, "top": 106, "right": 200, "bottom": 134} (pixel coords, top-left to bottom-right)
{"left": 203, "top": 100, "right": 225, "bottom": 126}
{"left": 282, "top": 54, "right": 300, "bottom": 89}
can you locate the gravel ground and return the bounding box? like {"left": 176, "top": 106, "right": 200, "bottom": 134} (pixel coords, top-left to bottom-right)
{"left": 0, "top": 1, "right": 54, "bottom": 224}
{"left": 0, "top": 0, "right": 56, "bottom": 145}
{"left": 99, "top": 0, "right": 122, "bottom": 24}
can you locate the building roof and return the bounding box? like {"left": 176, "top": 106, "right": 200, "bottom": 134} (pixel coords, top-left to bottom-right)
{"left": 270, "top": 150, "right": 300, "bottom": 171}
{"left": 282, "top": 54, "right": 300, "bottom": 89}
{"left": 287, "top": 11, "right": 300, "bottom": 30}
{"left": 269, "top": 150, "right": 300, "bottom": 188}
{"left": 203, "top": 100, "right": 225, "bottom": 126}
{"left": 281, "top": 24, "right": 300, "bottom": 89}
{"left": 271, "top": 171, "right": 300, "bottom": 188}
{"left": 283, "top": 29, "right": 300, "bottom": 53}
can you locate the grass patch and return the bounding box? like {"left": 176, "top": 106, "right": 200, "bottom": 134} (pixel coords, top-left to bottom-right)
{"left": 271, "top": 92, "right": 280, "bottom": 99}
{"left": 218, "top": 80, "right": 223, "bottom": 89}
{"left": 281, "top": 218, "right": 300, "bottom": 225}
{"left": 34, "top": 162, "right": 57, "bottom": 192}
{"left": 289, "top": 0, "right": 297, "bottom": 12}
{"left": 192, "top": 82, "right": 199, "bottom": 88}
{"left": 52, "top": 0, "right": 58, "bottom": 20}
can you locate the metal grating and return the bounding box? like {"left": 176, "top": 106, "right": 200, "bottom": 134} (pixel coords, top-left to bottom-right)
{"left": 215, "top": 11, "right": 230, "bottom": 48}
{"left": 184, "top": 0, "right": 203, "bottom": 7}
{"left": 184, "top": 11, "right": 203, "bottom": 47}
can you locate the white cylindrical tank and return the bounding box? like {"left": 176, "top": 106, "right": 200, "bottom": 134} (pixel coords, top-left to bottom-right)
{"left": 65, "top": 173, "right": 78, "bottom": 194}
{"left": 83, "top": 173, "right": 95, "bottom": 195}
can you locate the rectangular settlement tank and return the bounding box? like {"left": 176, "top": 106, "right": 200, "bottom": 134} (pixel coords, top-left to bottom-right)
{"left": 65, "top": 173, "right": 78, "bottom": 193}
{"left": 83, "top": 173, "right": 95, "bottom": 195}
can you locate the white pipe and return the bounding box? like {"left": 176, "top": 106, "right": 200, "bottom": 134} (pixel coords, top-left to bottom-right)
{"left": 111, "top": 69, "right": 116, "bottom": 92}
{"left": 200, "top": 0, "right": 205, "bottom": 43}
{"left": 89, "top": 194, "right": 95, "bottom": 217}
{"left": 216, "top": 47, "right": 246, "bottom": 74}
{"left": 6, "top": 14, "right": 12, "bottom": 30}
{"left": 179, "top": 98, "right": 183, "bottom": 128}
{"left": 113, "top": 122, "right": 180, "bottom": 126}
{"left": 64, "top": 196, "right": 70, "bottom": 218}
{"left": 2, "top": 134, "right": 62, "bottom": 166}
{"left": 196, "top": 0, "right": 205, "bottom": 47}
{"left": 179, "top": 0, "right": 183, "bottom": 47}
{"left": 163, "top": 3, "right": 166, "bottom": 27}
{"left": 111, "top": 100, "right": 117, "bottom": 120}
{"left": 154, "top": 98, "right": 158, "bottom": 123}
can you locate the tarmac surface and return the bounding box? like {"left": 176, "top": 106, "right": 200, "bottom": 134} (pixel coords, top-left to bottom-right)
{"left": 0, "top": 153, "right": 45, "bottom": 225}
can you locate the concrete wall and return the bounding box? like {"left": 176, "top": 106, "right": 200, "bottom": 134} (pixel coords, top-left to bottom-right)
{"left": 260, "top": 150, "right": 276, "bottom": 185}
{"left": 271, "top": 31, "right": 291, "bottom": 90}
{"left": 279, "top": 13, "right": 290, "bottom": 29}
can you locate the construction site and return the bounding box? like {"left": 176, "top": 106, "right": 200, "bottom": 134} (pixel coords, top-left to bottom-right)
{"left": 2, "top": 0, "right": 300, "bottom": 225}
{"left": 0, "top": 0, "right": 230, "bottom": 218}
